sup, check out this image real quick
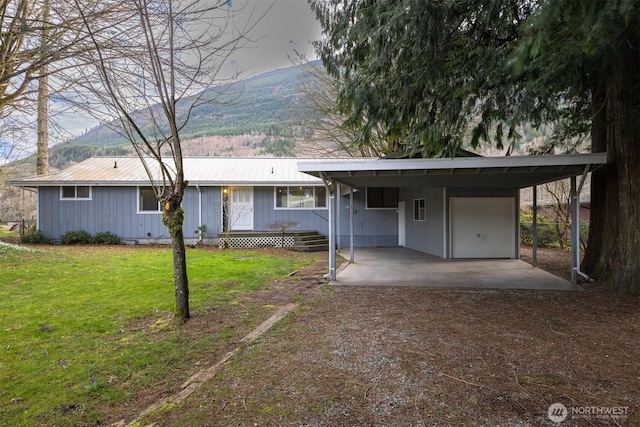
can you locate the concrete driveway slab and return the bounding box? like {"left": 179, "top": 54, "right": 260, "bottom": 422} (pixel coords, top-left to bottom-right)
{"left": 334, "top": 247, "right": 581, "bottom": 291}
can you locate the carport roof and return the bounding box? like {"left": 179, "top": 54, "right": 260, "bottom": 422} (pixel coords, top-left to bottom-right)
{"left": 297, "top": 153, "right": 607, "bottom": 189}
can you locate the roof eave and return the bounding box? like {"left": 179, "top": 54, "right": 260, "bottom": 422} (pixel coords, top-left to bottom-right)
{"left": 7, "top": 179, "right": 324, "bottom": 188}
{"left": 298, "top": 153, "right": 608, "bottom": 174}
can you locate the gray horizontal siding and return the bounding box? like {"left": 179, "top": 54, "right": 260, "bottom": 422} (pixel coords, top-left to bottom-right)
{"left": 253, "top": 186, "right": 329, "bottom": 234}
{"left": 36, "top": 185, "right": 402, "bottom": 246}
{"left": 199, "top": 187, "right": 223, "bottom": 235}
{"left": 38, "top": 186, "right": 166, "bottom": 240}
{"left": 399, "top": 187, "right": 444, "bottom": 257}
{"left": 183, "top": 186, "right": 223, "bottom": 241}
{"left": 37, "top": 186, "right": 219, "bottom": 242}
{"left": 337, "top": 189, "right": 398, "bottom": 247}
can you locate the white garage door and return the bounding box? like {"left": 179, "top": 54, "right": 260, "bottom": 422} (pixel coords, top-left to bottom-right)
{"left": 450, "top": 197, "right": 515, "bottom": 259}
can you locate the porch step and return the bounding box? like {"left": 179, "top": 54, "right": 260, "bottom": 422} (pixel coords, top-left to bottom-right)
{"left": 293, "top": 231, "right": 329, "bottom": 252}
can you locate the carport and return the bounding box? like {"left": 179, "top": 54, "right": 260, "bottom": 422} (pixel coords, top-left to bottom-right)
{"left": 298, "top": 153, "right": 607, "bottom": 287}
{"left": 334, "top": 247, "right": 582, "bottom": 290}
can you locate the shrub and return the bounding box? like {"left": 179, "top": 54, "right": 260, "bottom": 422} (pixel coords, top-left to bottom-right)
{"left": 60, "top": 230, "right": 93, "bottom": 245}
{"left": 194, "top": 224, "right": 207, "bottom": 244}
{"left": 520, "top": 213, "right": 558, "bottom": 248}
{"left": 268, "top": 220, "right": 299, "bottom": 247}
{"left": 579, "top": 220, "right": 590, "bottom": 250}
{"left": 20, "top": 229, "right": 50, "bottom": 244}
{"left": 93, "top": 231, "right": 121, "bottom": 245}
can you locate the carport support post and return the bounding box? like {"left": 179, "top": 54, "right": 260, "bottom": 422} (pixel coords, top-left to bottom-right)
{"left": 571, "top": 176, "right": 579, "bottom": 285}
{"left": 329, "top": 188, "right": 336, "bottom": 280}
{"left": 532, "top": 185, "right": 538, "bottom": 268}
{"left": 321, "top": 172, "right": 336, "bottom": 281}
{"left": 336, "top": 184, "right": 341, "bottom": 252}
{"left": 349, "top": 186, "right": 354, "bottom": 263}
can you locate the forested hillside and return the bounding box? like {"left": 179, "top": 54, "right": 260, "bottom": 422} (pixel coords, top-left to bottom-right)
{"left": 51, "top": 64, "right": 315, "bottom": 167}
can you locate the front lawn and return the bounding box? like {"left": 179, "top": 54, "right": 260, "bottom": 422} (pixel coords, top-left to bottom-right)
{"left": 0, "top": 225, "right": 19, "bottom": 240}
{"left": 0, "top": 243, "right": 313, "bottom": 426}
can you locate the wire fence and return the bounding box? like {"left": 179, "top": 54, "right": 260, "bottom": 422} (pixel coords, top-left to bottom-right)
{"left": 520, "top": 220, "right": 590, "bottom": 250}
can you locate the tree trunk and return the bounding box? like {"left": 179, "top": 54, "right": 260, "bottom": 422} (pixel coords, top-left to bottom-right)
{"left": 36, "top": 0, "right": 50, "bottom": 176}
{"left": 163, "top": 198, "right": 190, "bottom": 319}
{"left": 36, "top": 72, "right": 49, "bottom": 175}
{"left": 581, "top": 83, "right": 606, "bottom": 276}
{"left": 601, "top": 38, "right": 640, "bottom": 295}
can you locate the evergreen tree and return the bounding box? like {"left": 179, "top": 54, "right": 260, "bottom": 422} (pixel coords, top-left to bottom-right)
{"left": 311, "top": 0, "right": 640, "bottom": 293}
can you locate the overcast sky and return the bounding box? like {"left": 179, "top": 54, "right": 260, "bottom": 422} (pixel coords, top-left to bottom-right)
{"left": 58, "top": 0, "right": 323, "bottom": 139}
{"left": 229, "top": 0, "right": 323, "bottom": 76}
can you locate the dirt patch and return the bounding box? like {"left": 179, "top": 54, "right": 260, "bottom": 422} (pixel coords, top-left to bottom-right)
{"left": 114, "top": 247, "right": 638, "bottom": 426}
{"left": 519, "top": 244, "right": 576, "bottom": 282}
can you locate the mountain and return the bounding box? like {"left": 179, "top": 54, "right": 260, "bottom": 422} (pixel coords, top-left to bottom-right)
{"left": 41, "top": 59, "right": 565, "bottom": 170}
{"left": 49, "top": 62, "right": 321, "bottom": 169}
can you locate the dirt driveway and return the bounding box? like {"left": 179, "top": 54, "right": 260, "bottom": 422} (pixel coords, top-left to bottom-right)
{"left": 137, "top": 247, "right": 639, "bottom": 426}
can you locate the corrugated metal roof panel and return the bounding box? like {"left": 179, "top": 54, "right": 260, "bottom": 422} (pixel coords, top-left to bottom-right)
{"left": 8, "top": 157, "right": 326, "bottom": 187}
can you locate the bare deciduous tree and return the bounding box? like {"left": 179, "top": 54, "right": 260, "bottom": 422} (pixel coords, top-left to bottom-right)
{"left": 542, "top": 180, "right": 571, "bottom": 250}
{"left": 0, "top": 0, "right": 90, "bottom": 116}
{"left": 0, "top": 115, "right": 37, "bottom": 222}
{"left": 1, "top": 0, "right": 114, "bottom": 186}
{"left": 35, "top": 0, "right": 50, "bottom": 175}
{"left": 67, "top": 0, "right": 269, "bottom": 320}
{"left": 289, "top": 52, "right": 388, "bottom": 158}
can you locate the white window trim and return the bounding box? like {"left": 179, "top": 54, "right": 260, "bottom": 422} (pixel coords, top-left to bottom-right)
{"left": 414, "top": 198, "right": 426, "bottom": 221}
{"left": 60, "top": 186, "right": 92, "bottom": 201}
{"left": 273, "top": 186, "right": 328, "bottom": 210}
{"left": 365, "top": 186, "right": 398, "bottom": 210}
{"left": 137, "top": 186, "right": 162, "bottom": 214}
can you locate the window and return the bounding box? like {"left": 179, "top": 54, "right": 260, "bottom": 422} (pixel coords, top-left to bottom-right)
{"left": 275, "top": 186, "right": 327, "bottom": 209}
{"left": 139, "top": 187, "right": 160, "bottom": 212}
{"left": 60, "top": 186, "right": 91, "bottom": 200}
{"left": 366, "top": 187, "right": 398, "bottom": 209}
{"left": 414, "top": 198, "right": 426, "bottom": 221}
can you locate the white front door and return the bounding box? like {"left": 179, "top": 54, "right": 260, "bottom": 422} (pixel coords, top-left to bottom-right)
{"left": 450, "top": 197, "right": 514, "bottom": 258}
{"left": 229, "top": 187, "right": 253, "bottom": 230}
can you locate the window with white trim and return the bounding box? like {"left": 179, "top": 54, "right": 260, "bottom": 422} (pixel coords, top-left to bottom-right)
{"left": 139, "top": 187, "right": 161, "bottom": 212}
{"left": 60, "top": 186, "right": 91, "bottom": 200}
{"left": 366, "top": 187, "right": 398, "bottom": 209}
{"left": 413, "top": 198, "right": 426, "bottom": 221}
{"left": 275, "top": 186, "right": 327, "bottom": 209}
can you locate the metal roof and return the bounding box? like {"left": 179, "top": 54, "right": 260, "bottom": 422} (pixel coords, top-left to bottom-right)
{"left": 8, "top": 154, "right": 608, "bottom": 190}
{"left": 298, "top": 153, "right": 608, "bottom": 189}
{"left": 8, "top": 157, "right": 325, "bottom": 187}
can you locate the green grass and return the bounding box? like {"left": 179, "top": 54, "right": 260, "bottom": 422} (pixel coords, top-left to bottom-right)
{"left": 0, "top": 226, "right": 19, "bottom": 240}
{"left": 0, "top": 244, "right": 311, "bottom": 426}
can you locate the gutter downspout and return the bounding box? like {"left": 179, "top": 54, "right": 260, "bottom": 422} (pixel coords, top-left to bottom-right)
{"left": 196, "top": 184, "right": 202, "bottom": 230}
{"left": 532, "top": 185, "right": 538, "bottom": 268}
{"left": 196, "top": 184, "right": 203, "bottom": 244}
{"left": 336, "top": 183, "right": 341, "bottom": 252}
{"left": 320, "top": 172, "right": 336, "bottom": 280}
